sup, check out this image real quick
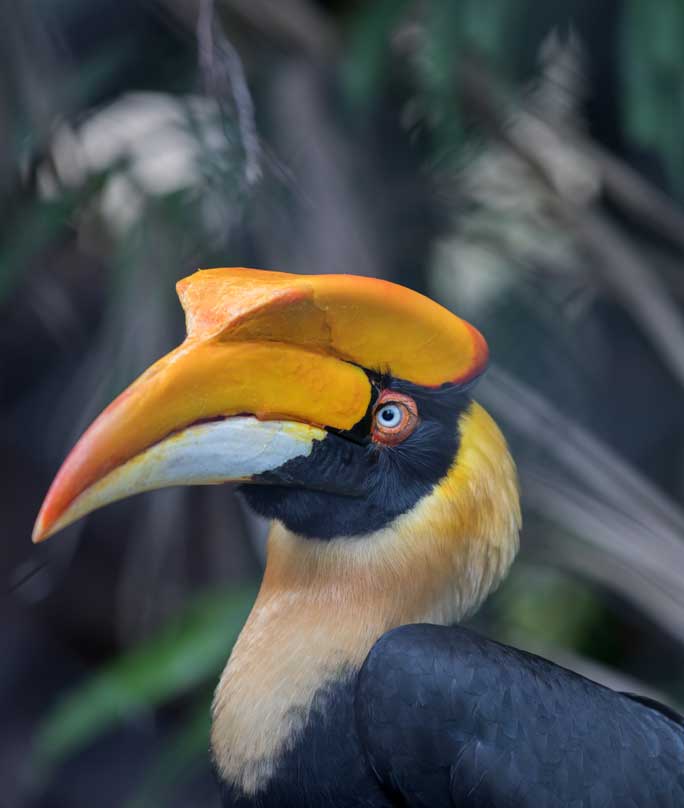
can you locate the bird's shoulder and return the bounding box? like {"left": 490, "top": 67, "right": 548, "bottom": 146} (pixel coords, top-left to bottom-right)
{"left": 620, "top": 691, "right": 684, "bottom": 728}
{"left": 354, "top": 623, "right": 684, "bottom": 808}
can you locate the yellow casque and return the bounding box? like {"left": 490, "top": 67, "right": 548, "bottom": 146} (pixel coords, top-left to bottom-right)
{"left": 33, "top": 268, "right": 487, "bottom": 543}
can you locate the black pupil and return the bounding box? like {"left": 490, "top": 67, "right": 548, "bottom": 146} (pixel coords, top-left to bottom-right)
{"left": 381, "top": 407, "right": 396, "bottom": 422}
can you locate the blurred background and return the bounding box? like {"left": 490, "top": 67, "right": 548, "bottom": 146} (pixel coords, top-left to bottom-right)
{"left": 4, "top": 0, "right": 684, "bottom": 805}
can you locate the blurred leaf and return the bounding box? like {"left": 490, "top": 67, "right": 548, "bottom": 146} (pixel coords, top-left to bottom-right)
{"left": 406, "top": 0, "right": 516, "bottom": 164}
{"left": 620, "top": 0, "right": 684, "bottom": 196}
{"left": 493, "top": 563, "right": 607, "bottom": 653}
{"left": 125, "top": 694, "right": 213, "bottom": 808}
{"left": 0, "top": 169, "right": 112, "bottom": 303}
{"left": 341, "top": 0, "right": 412, "bottom": 108}
{"left": 34, "top": 585, "right": 257, "bottom": 779}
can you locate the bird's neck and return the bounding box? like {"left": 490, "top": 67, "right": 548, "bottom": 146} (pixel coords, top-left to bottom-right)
{"left": 211, "top": 402, "right": 520, "bottom": 794}
{"left": 210, "top": 525, "right": 438, "bottom": 794}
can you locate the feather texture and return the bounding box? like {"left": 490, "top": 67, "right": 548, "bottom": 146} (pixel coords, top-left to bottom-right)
{"left": 357, "top": 624, "right": 684, "bottom": 807}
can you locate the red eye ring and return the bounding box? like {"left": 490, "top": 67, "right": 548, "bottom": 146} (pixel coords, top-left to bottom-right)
{"left": 371, "top": 390, "right": 419, "bottom": 446}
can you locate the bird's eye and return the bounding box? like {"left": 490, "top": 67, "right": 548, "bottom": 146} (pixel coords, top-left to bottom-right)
{"left": 378, "top": 404, "right": 402, "bottom": 427}
{"left": 372, "top": 390, "right": 419, "bottom": 446}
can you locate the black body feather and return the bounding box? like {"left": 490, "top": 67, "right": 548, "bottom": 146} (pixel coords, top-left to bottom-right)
{"left": 219, "top": 625, "right": 684, "bottom": 807}
{"left": 217, "top": 671, "right": 393, "bottom": 808}
{"left": 357, "top": 625, "right": 684, "bottom": 807}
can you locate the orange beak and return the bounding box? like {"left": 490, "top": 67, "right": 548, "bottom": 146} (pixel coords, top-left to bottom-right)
{"left": 32, "top": 268, "right": 487, "bottom": 543}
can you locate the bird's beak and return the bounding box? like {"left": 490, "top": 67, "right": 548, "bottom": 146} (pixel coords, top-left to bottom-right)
{"left": 33, "top": 268, "right": 487, "bottom": 543}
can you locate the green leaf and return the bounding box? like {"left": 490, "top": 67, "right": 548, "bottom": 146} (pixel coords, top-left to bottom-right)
{"left": 413, "top": 0, "right": 515, "bottom": 164}
{"left": 620, "top": 0, "right": 684, "bottom": 196}
{"left": 493, "top": 562, "right": 602, "bottom": 652}
{"left": 34, "top": 585, "right": 257, "bottom": 779}
{"left": 340, "top": 0, "right": 412, "bottom": 109}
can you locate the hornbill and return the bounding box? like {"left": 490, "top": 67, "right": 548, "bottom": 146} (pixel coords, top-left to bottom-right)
{"left": 34, "top": 268, "right": 684, "bottom": 807}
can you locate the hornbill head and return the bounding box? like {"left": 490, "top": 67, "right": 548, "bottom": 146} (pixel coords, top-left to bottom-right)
{"left": 34, "top": 267, "right": 520, "bottom": 623}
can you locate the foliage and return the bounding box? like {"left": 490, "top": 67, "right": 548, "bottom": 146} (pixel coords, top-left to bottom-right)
{"left": 123, "top": 694, "right": 215, "bottom": 808}
{"left": 620, "top": 0, "right": 684, "bottom": 197}
{"left": 34, "top": 586, "right": 257, "bottom": 783}
{"left": 341, "top": 0, "right": 413, "bottom": 108}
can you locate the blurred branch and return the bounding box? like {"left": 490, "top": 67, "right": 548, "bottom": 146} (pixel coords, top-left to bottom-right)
{"left": 575, "top": 211, "right": 684, "bottom": 388}
{"left": 256, "top": 60, "right": 386, "bottom": 277}
{"left": 158, "top": 0, "right": 336, "bottom": 60}
{"left": 197, "top": 0, "right": 261, "bottom": 186}
{"left": 585, "top": 141, "right": 684, "bottom": 255}
{"left": 524, "top": 467, "right": 684, "bottom": 643}
{"left": 480, "top": 367, "right": 684, "bottom": 642}
{"left": 460, "top": 53, "right": 684, "bottom": 392}
{"left": 224, "top": 0, "right": 337, "bottom": 58}
{"left": 460, "top": 51, "right": 684, "bottom": 250}
{"left": 482, "top": 367, "right": 684, "bottom": 539}
{"left": 7, "top": 559, "right": 49, "bottom": 595}
{"left": 534, "top": 526, "right": 684, "bottom": 648}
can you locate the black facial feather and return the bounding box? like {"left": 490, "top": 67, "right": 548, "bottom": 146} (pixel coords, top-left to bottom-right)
{"left": 239, "top": 373, "right": 473, "bottom": 540}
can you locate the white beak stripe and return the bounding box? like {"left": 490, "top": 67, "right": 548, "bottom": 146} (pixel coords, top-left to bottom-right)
{"left": 44, "top": 417, "right": 325, "bottom": 539}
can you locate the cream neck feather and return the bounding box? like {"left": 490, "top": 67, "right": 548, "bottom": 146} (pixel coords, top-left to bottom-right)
{"left": 211, "top": 402, "right": 521, "bottom": 794}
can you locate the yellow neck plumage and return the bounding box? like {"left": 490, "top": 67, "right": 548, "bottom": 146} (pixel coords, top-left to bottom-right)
{"left": 211, "top": 401, "right": 521, "bottom": 794}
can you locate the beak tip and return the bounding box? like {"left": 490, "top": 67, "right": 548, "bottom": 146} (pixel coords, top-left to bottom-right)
{"left": 32, "top": 506, "right": 55, "bottom": 544}
{"left": 31, "top": 520, "right": 47, "bottom": 544}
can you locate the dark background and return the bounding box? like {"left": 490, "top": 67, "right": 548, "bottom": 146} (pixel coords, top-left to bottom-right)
{"left": 4, "top": 1, "right": 684, "bottom": 805}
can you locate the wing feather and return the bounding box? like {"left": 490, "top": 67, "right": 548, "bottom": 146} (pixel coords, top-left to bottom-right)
{"left": 355, "top": 624, "right": 684, "bottom": 807}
